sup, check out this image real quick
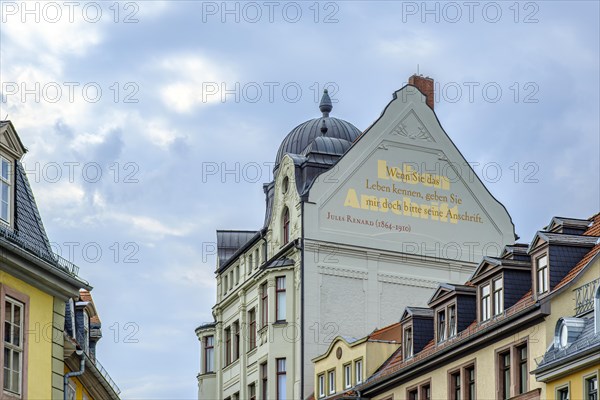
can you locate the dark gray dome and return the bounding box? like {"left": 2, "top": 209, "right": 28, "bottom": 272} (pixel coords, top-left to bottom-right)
{"left": 275, "top": 90, "right": 361, "bottom": 169}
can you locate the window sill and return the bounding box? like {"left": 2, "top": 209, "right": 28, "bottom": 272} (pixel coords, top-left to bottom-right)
{"left": 273, "top": 321, "right": 288, "bottom": 327}
{"left": 258, "top": 325, "right": 268, "bottom": 334}
{"left": 247, "top": 346, "right": 258, "bottom": 356}
{"left": 222, "top": 359, "right": 240, "bottom": 372}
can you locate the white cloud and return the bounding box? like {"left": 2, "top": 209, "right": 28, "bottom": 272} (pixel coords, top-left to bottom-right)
{"left": 158, "top": 54, "right": 238, "bottom": 113}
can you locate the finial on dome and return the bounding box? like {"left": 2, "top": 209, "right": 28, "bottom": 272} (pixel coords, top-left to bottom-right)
{"left": 320, "top": 119, "right": 328, "bottom": 135}
{"left": 319, "top": 89, "right": 332, "bottom": 117}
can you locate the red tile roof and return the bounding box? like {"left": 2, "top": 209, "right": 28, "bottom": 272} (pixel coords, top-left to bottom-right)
{"left": 79, "top": 289, "right": 101, "bottom": 324}
{"left": 368, "top": 322, "right": 402, "bottom": 342}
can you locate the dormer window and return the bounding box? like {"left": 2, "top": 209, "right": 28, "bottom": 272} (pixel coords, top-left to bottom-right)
{"left": 536, "top": 255, "right": 549, "bottom": 294}
{"left": 448, "top": 305, "right": 457, "bottom": 337}
{"left": 282, "top": 207, "right": 290, "bottom": 244}
{"left": 554, "top": 318, "right": 585, "bottom": 350}
{"left": 493, "top": 277, "right": 504, "bottom": 315}
{"left": 481, "top": 284, "right": 491, "bottom": 321}
{"left": 404, "top": 326, "right": 413, "bottom": 359}
{"left": 1, "top": 156, "right": 12, "bottom": 224}
{"left": 83, "top": 310, "right": 90, "bottom": 353}
{"left": 437, "top": 310, "right": 446, "bottom": 343}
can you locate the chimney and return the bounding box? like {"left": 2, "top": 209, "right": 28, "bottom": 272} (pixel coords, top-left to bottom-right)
{"left": 408, "top": 74, "right": 434, "bottom": 110}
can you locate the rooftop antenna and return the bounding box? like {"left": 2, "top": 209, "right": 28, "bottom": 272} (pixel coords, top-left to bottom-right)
{"left": 417, "top": 64, "right": 420, "bottom": 75}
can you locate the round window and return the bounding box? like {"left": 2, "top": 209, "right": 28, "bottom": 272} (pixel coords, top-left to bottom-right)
{"left": 559, "top": 324, "right": 569, "bottom": 348}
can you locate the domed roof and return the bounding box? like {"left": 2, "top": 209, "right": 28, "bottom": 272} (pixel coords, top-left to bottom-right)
{"left": 275, "top": 90, "right": 361, "bottom": 169}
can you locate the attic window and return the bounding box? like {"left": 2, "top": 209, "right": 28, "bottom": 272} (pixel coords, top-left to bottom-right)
{"left": 595, "top": 285, "right": 600, "bottom": 334}
{"left": 1, "top": 156, "right": 11, "bottom": 224}
{"left": 536, "top": 255, "right": 549, "bottom": 294}
{"left": 404, "top": 326, "right": 413, "bottom": 359}
{"left": 282, "top": 176, "right": 289, "bottom": 194}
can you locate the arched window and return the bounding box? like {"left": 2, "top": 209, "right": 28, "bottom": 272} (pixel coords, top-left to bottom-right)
{"left": 282, "top": 207, "right": 290, "bottom": 245}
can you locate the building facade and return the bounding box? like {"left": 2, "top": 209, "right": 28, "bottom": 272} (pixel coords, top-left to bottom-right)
{"left": 0, "top": 120, "right": 120, "bottom": 399}
{"left": 344, "top": 214, "right": 600, "bottom": 400}
{"left": 196, "top": 75, "right": 516, "bottom": 399}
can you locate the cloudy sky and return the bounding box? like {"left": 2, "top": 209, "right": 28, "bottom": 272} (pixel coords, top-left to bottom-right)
{"left": 0, "top": 1, "right": 598, "bottom": 398}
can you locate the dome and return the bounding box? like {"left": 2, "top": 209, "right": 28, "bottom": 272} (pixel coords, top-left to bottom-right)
{"left": 274, "top": 89, "right": 361, "bottom": 170}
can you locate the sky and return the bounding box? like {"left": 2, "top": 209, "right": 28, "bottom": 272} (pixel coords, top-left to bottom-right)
{"left": 0, "top": 1, "right": 598, "bottom": 398}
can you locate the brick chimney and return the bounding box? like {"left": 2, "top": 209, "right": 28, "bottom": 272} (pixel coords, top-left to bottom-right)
{"left": 408, "top": 74, "right": 434, "bottom": 110}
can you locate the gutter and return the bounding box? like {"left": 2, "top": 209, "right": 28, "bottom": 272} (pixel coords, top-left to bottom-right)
{"left": 64, "top": 350, "right": 85, "bottom": 400}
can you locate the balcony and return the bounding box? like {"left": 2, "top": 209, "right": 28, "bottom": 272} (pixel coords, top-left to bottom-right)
{"left": 574, "top": 278, "right": 599, "bottom": 316}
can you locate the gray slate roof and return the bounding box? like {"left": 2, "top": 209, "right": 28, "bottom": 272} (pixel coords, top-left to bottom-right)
{"left": 535, "top": 316, "right": 600, "bottom": 371}
{"left": 216, "top": 230, "right": 258, "bottom": 266}
{"left": 0, "top": 161, "right": 71, "bottom": 273}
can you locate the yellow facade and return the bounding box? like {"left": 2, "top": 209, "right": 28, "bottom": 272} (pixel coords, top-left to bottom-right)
{"left": 313, "top": 337, "right": 400, "bottom": 397}
{"left": 545, "top": 366, "right": 600, "bottom": 400}
{"left": 64, "top": 366, "right": 94, "bottom": 400}
{"left": 0, "top": 271, "right": 54, "bottom": 399}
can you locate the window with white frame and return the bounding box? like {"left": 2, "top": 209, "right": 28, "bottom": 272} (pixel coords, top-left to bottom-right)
{"left": 585, "top": 374, "right": 598, "bottom": 400}
{"left": 493, "top": 277, "right": 504, "bottom": 315}
{"left": 3, "top": 297, "right": 24, "bottom": 395}
{"left": 328, "top": 369, "right": 335, "bottom": 394}
{"left": 66, "top": 380, "right": 76, "bottom": 400}
{"left": 481, "top": 284, "right": 491, "bottom": 321}
{"left": 537, "top": 255, "right": 549, "bottom": 294}
{"left": 318, "top": 374, "right": 325, "bottom": 398}
{"left": 557, "top": 385, "right": 569, "bottom": 400}
{"left": 437, "top": 309, "right": 446, "bottom": 343}
{"left": 448, "top": 304, "right": 457, "bottom": 337}
{"left": 0, "top": 156, "right": 11, "bottom": 224}
{"left": 404, "top": 327, "right": 413, "bottom": 359}
{"left": 355, "top": 359, "right": 363, "bottom": 384}
{"left": 344, "top": 363, "right": 351, "bottom": 389}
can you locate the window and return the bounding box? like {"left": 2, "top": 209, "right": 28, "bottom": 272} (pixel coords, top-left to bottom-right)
{"left": 421, "top": 384, "right": 431, "bottom": 400}
{"left": 282, "top": 207, "right": 290, "bottom": 244}
{"left": 328, "top": 369, "right": 335, "bottom": 395}
{"left": 466, "top": 366, "right": 476, "bottom": 400}
{"left": 481, "top": 284, "right": 491, "bottom": 321}
{"left": 235, "top": 265, "right": 240, "bottom": 285}
{"left": 404, "top": 327, "right": 413, "bottom": 359}
{"left": 232, "top": 321, "right": 240, "bottom": 361}
{"left": 450, "top": 371, "right": 461, "bottom": 400}
{"left": 450, "top": 365, "right": 475, "bottom": 400}
{"left": 408, "top": 388, "right": 418, "bottom": 400}
{"left": 277, "top": 358, "right": 286, "bottom": 400}
{"left": 493, "top": 278, "right": 504, "bottom": 315}
{"left": 224, "top": 327, "right": 231, "bottom": 365}
{"left": 254, "top": 249, "right": 259, "bottom": 269}
{"left": 355, "top": 359, "right": 363, "bottom": 384}
{"left": 249, "top": 254, "right": 253, "bottom": 273}
{"left": 344, "top": 363, "right": 351, "bottom": 389}
{"left": 500, "top": 351, "right": 511, "bottom": 400}
{"left": 248, "top": 309, "right": 256, "bottom": 351}
{"left": 1, "top": 157, "right": 11, "bottom": 224}
{"left": 248, "top": 383, "right": 256, "bottom": 400}
{"left": 438, "top": 310, "right": 446, "bottom": 343}
{"left": 537, "top": 255, "right": 549, "bottom": 294}
{"left": 66, "top": 380, "right": 76, "bottom": 400}
{"left": 3, "top": 297, "right": 24, "bottom": 395}
{"left": 203, "top": 336, "right": 214, "bottom": 373}
{"left": 586, "top": 375, "right": 598, "bottom": 400}
{"left": 448, "top": 305, "right": 457, "bottom": 337}
{"left": 557, "top": 386, "right": 569, "bottom": 400}
{"left": 318, "top": 374, "right": 325, "bottom": 398}
{"left": 276, "top": 277, "right": 286, "bottom": 322}
{"left": 517, "top": 344, "right": 528, "bottom": 394}
{"left": 261, "top": 282, "right": 268, "bottom": 327}
{"left": 224, "top": 275, "right": 228, "bottom": 293}
{"left": 261, "top": 362, "right": 268, "bottom": 400}
{"left": 83, "top": 310, "right": 90, "bottom": 353}
{"left": 232, "top": 393, "right": 239, "bottom": 400}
